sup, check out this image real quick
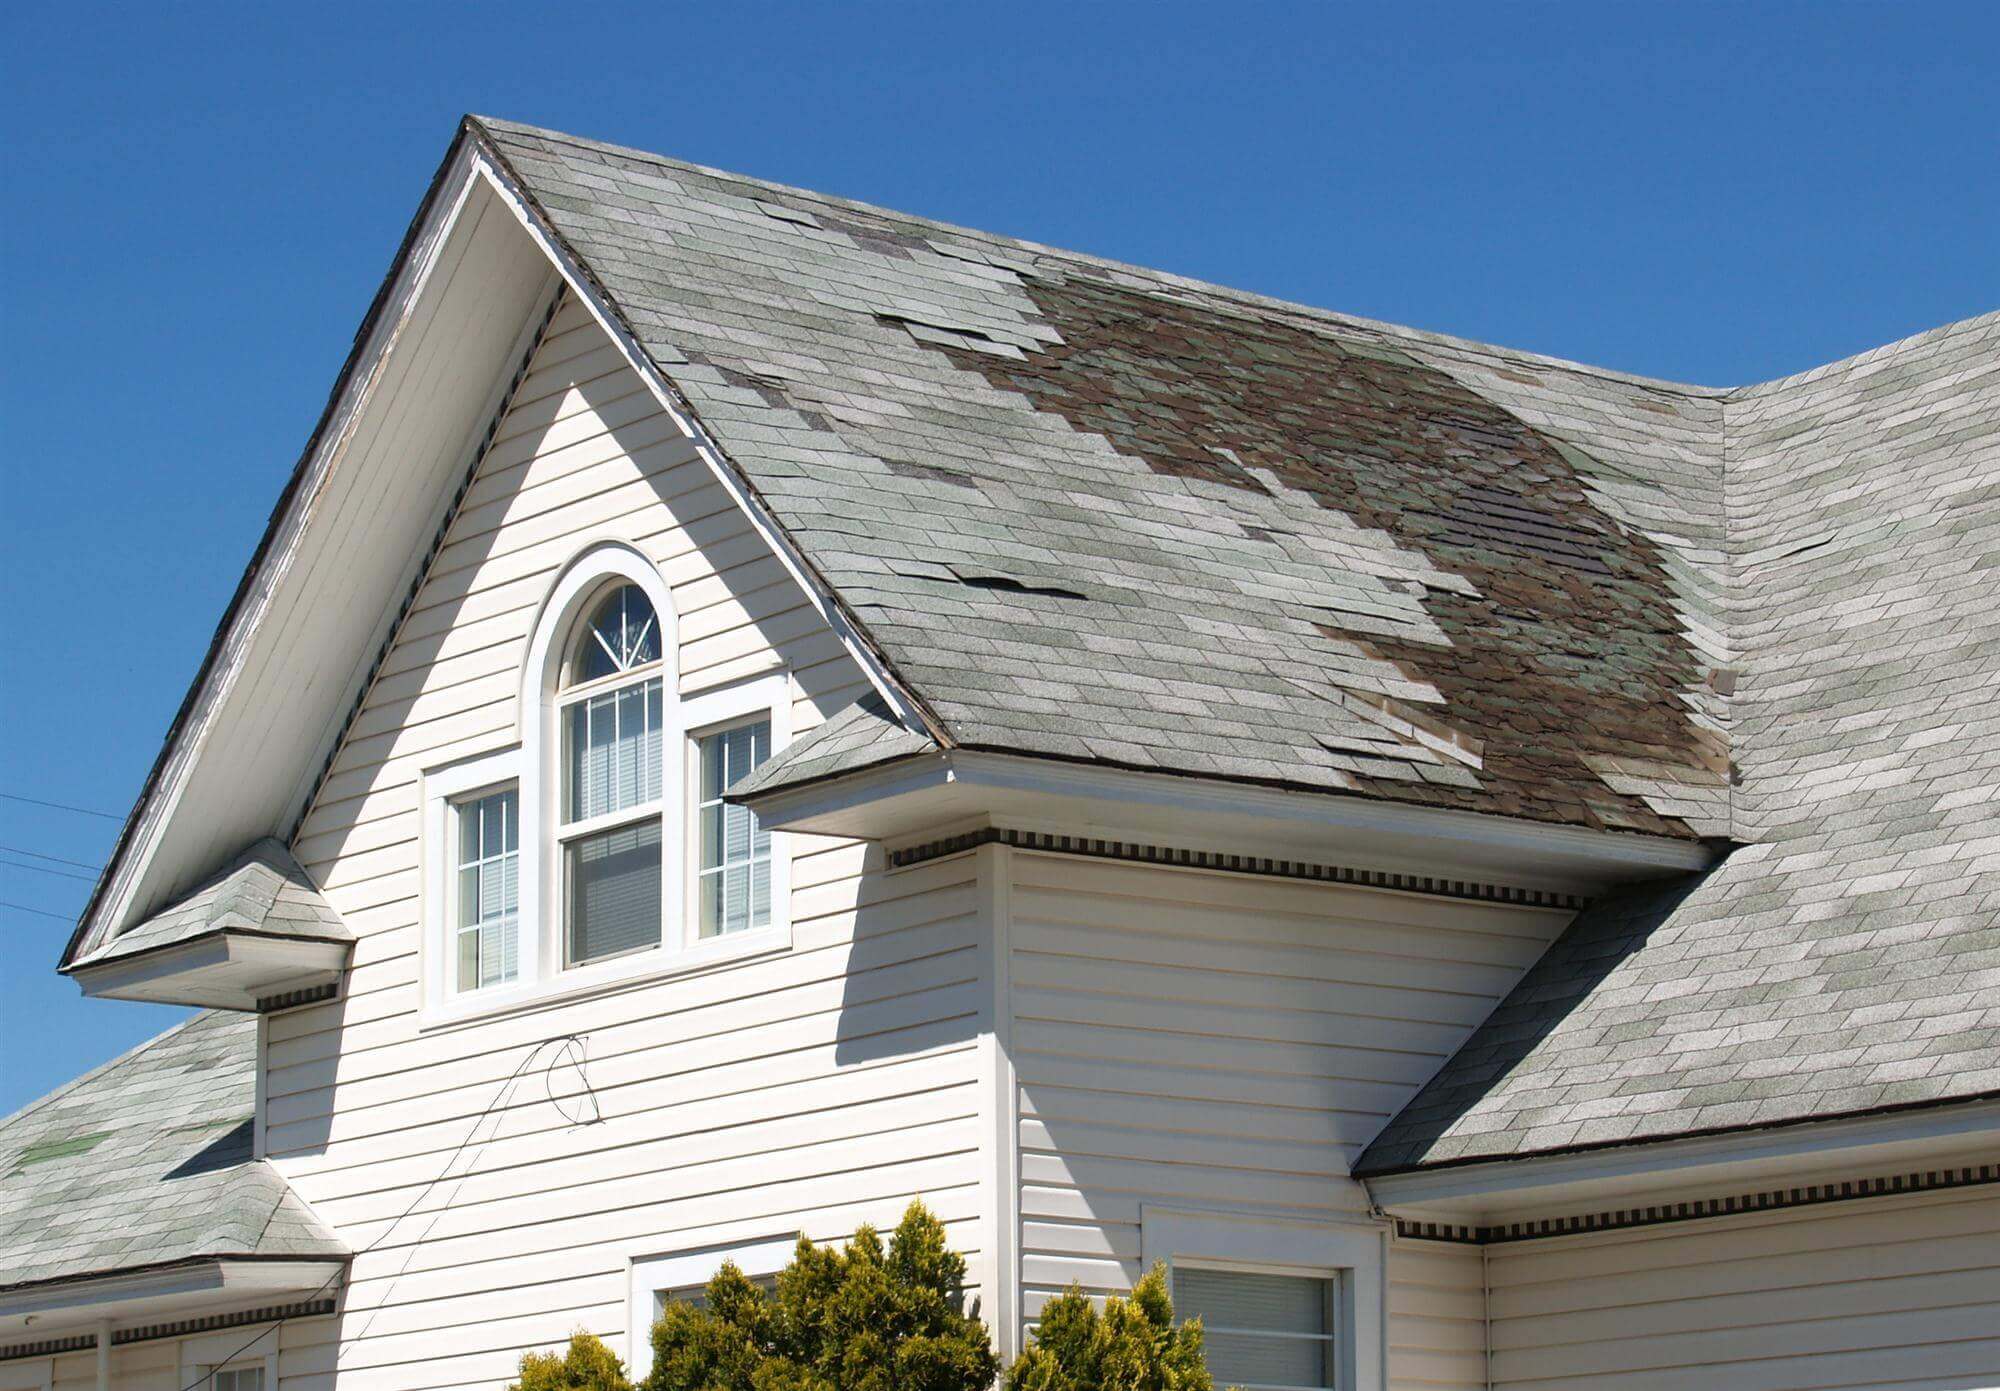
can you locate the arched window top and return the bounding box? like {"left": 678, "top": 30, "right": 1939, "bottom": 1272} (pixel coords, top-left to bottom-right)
{"left": 567, "top": 583, "right": 661, "bottom": 687}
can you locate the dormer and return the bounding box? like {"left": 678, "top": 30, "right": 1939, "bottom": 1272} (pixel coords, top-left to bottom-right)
{"left": 65, "top": 839, "right": 352, "bottom": 1011}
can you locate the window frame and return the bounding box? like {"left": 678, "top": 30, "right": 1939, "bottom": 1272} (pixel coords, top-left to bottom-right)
{"left": 174, "top": 1329, "right": 278, "bottom": 1391}
{"left": 419, "top": 544, "right": 793, "bottom": 1029}
{"left": 628, "top": 1233, "right": 798, "bottom": 1379}
{"left": 1141, "top": 1206, "right": 1385, "bottom": 1391}
{"left": 1169, "top": 1260, "right": 1341, "bottom": 1391}
{"left": 452, "top": 782, "right": 522, "bottom": 993}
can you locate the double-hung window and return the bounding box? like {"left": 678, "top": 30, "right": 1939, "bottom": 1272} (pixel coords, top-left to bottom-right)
{"left": 420, "top": 547, "right": 794, "bottom": 1025}
{"left": 1174, "top": 1266, "right": 1337, "bottom": 1391}
{"left": 558, "top": 583, "right": 666, "bottom": 965}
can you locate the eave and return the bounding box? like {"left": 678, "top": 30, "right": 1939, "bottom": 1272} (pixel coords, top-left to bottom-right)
{"left": 68, "top": 930, "right": 350, "bottom": 1012}
{"left": 0, "top": 1256, "right": 347, "bottom": 1343}
{"left": 1361, "top": 1095, "right": 2000, "bottom": 1232}
{"left": 743, "top": 747, "right": 1718, "bottom": 895}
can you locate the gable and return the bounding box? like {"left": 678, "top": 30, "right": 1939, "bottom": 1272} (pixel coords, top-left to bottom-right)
{"left": 289, "top": 293, "right": 866, "bottom": 954}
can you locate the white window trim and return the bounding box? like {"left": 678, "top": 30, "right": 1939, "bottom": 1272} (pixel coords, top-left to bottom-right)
{"left": 628, "top": 1232, "right": 798, "bottom": 1379}
{"left": 419, "top": 543, "right": 793, "bottom": 1029}
{"left": 176, "top": 1327, "right": 278, "bottom": 1390}
{"left": 1141, "top": 1206, "right": 1386, "bottom": 1391}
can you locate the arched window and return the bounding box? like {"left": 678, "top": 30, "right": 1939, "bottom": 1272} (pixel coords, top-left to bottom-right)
{"left": 557, "top": 583, "right": 667, "bottom": 965}
{"left": 420, "top": 542, "right": 794, "bottom": 1023}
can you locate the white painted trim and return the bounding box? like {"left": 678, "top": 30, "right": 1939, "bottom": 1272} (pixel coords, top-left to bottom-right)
{"left": 417, "top": 549, "right": 794, "bottom": 1029}
{"left": 974, "top": 842, "right": 1020, "bottom": 1359}
{"left": 0, "top": 1260, "right": 345, "bottom": 1325}
{"left": 748, "top": 747, "right": 1713, "bottom": 890}
{"left": 420, "top": 745, "right": 524, "bottom": 1024}
{"left": 69, "top": 933, "right": 350, "bottom": 1011}
{"left": 1141, "top": 1207, "right": 1388, "bottom": 1391}
{"left": 466, "top": 142, "right": 933, "bottom": 740}
{"left": 74, "top": 141, "right": 492, "bottom": 963}
{"left": 1362, "top": 1096, "right": 2000, "bottom": 1222}
{"left": 627, "top": 1233, "right": 798, "bottom": 1378}
{"left": 177, "top": 1326, "right": 280, "bottom": 1391}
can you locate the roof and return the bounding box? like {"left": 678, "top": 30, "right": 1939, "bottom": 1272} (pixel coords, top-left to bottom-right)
{"left": 51, "top": 116, "right": 1996, "bottom": 1178}
{"left": 0, "top": 1010, "right": 346, "bottom": 1293}
{"left": 1360, "top": 312, "right": 2000, "bottom": 1172}
{"left": 73, "top": 838, "right": 351, "bottom": 971}
{"left": 732, "top": 692, "right": 939, "bottom": 799}
{"left": 475, "top": 116, "right": 1734, "bottom": 842}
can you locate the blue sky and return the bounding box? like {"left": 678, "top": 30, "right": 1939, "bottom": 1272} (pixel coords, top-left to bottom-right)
{"left": 1, "top": 1, "right": 1994, "bottom": 1118}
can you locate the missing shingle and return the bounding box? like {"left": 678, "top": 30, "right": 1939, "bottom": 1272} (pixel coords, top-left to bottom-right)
{"left": 885, "top": 457, "right": 980, "bottom": 489}
{"left": 755, "top": 199, "right": 822, "bottom": 229}
{"left": 875, "top": 312, "right": 1026, "bottom": 360}
{"left": 13, "top": 1131, "right": 112, "bottom": 1170}
{"left": 1241, "top": 523, "right": 1291, "bottom": 544}
{"left": 948, "top": 569, "right": 1088, "bottom": 601}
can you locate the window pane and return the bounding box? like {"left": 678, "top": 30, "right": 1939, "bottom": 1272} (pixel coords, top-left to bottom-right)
{"left": 572, "top": 584, "right": 661, "bottom": 685}
{"left": 696, "top": 720, "right": 773, "bottom": 938}
{"left": 567, "top": 818, "right": 663, "bottom": 963}
{"left": 1199, "top": 1332, "right": 1329, "bottom": 1390}
{"left": 455, "top": 789, "right": 519, "bottom": 993}
{"left": 566, "top": 677, "right": 663, "bottom": 822}
{"left": 1174, "top": 1268, "right": 1333, "bottom": 1391}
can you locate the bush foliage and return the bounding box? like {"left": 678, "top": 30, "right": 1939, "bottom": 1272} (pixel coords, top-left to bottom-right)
{"left": 512, "top": 1330, "right": 633, "bottom": 1391}
{"left": 1006, "top": 1265, "right": 1212, "bottom": 1391}
{"left": 511, "top": 1209, "right": 1214, "bottom": 1391}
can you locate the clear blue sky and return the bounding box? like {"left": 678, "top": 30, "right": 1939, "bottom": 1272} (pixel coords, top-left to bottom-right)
{"left": 2, "top": 1, "right": 1995, "bottom": 1118}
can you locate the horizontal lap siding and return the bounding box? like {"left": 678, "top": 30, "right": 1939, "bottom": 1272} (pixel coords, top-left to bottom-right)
{"left": 1486, "top": 1187, "right": 2000, "bottom": 1390}
{"left": 275, "top": 300, "right": 982, "bottom": 1390}
{"left": 1006, "top": 852, "right": 1568, "bottom": 1391}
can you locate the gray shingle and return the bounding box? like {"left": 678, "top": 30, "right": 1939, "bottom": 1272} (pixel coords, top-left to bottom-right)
{"left": 75, "top": 838, "right": 351, "bottom": 968}
{"left": 0, "top": 1011, "right": 346, "bottom": 1292}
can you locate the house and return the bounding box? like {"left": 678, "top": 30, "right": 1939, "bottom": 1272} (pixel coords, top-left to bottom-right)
{"left": 3, "top": 114, "right": 1995, "bottom": 1391}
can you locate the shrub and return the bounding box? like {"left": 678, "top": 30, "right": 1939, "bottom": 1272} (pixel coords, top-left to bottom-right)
{"left": 512, "top": 1329, "right": 633, "bottom": 1391}
{"left": 1006, "top": 1265, "right": 1213, "bottom": 1391}
{"left": 644, "top": 1200, "right": 998, "bottom": 1391}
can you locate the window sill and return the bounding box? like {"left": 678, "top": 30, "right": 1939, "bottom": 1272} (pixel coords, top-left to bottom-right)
{"left": 419, "top": 924, "right": 791, "bottom": 1032}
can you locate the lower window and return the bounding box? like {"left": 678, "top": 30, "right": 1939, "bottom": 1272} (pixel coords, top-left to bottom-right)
{"left": 208, "top": 1368, "right": 265, "bottom": 1391}
{"left": 629, "top": 1233, "right": 797, "bottom": 1378}
{"left": 1174, "top": 1266, "right": 1337, "bottom": 1391}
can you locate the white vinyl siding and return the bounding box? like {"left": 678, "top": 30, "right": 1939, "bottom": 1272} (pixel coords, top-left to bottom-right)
{"left": 1003, "top": 850, "right": 1573, "bottom": 1391}
{"left": 1483, "top": 1186, "right": 2000, "bottom": 1390}
{"left": 275, "top": 300, "right": 985, "bottom": 1390}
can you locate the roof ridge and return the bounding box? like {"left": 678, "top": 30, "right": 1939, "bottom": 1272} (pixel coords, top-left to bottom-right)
{"left": 470, "top": 116, "right": 1736, "bottom": 398}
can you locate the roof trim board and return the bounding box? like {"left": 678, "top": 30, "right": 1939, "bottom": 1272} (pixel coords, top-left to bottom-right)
{"left": 62, "top": 121, "right": 932, "bottom": 969}
{"left": 467, "top": 121, "right": 940, "bottom": 742}
{"left": 61, "top": 132, "right": 492, "bottom": 969}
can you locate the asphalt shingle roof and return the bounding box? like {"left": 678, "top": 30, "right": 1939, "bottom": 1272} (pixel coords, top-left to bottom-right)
{"left": 76, "top": 837, "right": 351, "bottom": 969}
{"left": 0, "top": 1010, "right": 346, "bottom": 1293}
{"left": 1360, "top": 313, "right": 2000, "bottom": 1172}
{"left": 476, "top": 117, "right": 1730, "bottom": 841}
{"left": 463, "top": 119, "right": 1995, "bottom": 1170}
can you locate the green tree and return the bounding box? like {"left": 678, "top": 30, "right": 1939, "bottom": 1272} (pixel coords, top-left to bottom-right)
{"left": 512, "top": 1329, "right": 634, "bottom": 1391}
{"left": 644, "top": 1200, "right": 999, "bottom": 1391}
{"left": 1006, "top": 1265, "right": 1213, "bottom": 1391}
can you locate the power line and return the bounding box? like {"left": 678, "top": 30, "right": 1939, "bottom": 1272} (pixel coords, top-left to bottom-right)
{"left": 0, "top": 856, "right": 97, "bottom": 884}
{"left": 0, "top": 791, "right": 123, "bottom": 822}
{"left": 0, "top": 843, "right": 101, "bottom": 870}
{"left": 0, "top": 899, "right": 75, "bottom": 922}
